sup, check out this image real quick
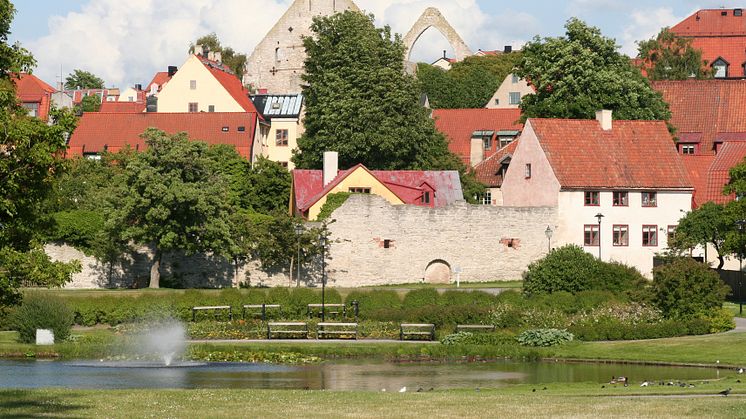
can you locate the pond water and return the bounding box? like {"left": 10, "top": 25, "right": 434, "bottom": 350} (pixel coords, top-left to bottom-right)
{"left": 0, "top": 360, "right": 720, "bottom": 391}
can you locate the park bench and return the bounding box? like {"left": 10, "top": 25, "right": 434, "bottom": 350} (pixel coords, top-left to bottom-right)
{"left": 400, "top": 323, "right": 436, "bottom": 341}
{"left": 242, "top": 304, "right": 281, "bottom": 320}
{"left": 307, "top": 303, "right": 346, "bottom": 319}
{"left": 456, "top": 324, "right": 496, "bottom": 333}
{"left": 267, "top": 322, "right": 309, "bottom": 339}
{"left": 192, "top": 305, "right": 232, "bottom": 322}
{"left": 317, "top": 322, "right": 358, "bottom": 340}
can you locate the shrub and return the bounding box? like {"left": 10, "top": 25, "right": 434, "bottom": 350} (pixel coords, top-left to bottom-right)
{"left": 411, "top": 304, "right": 491, "bottom": 327}
{"left": 652, "top": 258, "right": 730, "bottom": 319}
{"left": 439, "top": 290, "right": 495, "bottom": 307}
{"left": 344, "top": 290, "right": 401, "bottom": 319}
{"left": 402, "top": 288, "right": 440, "bottom": 308}
{"left": 705, "top": 308, "right": 735, "bottom": 333}
{"left": 522, "top": 245, "right": 601, "bottom": 296}
{"left": 10, "top": 293, "right": 74, "bottom": 343}
{"left": 488, "top": 304, "right": 524, "bottom": 329}
{"left": 441, "top": 331, "right": 474, "bottom": 345}
{"left": 517, "top": 328, "right": 574, "bottom": 347}
{"left": 595, "top": 261, "right": 647, "bottom": 294}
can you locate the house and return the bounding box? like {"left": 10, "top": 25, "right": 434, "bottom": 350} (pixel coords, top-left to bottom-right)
{"left": 66, "top": 112, "right": 260, "bottom": 160}
{"left": 653, "top": 80, "right": 746, "bottom": 156}
{"left": 670, "top": 8, "right": 746, "bottom": 78}
{"left": 432, "top": 108, "right": 523, "bottom": 167}
{"left": 290, "top": 152, "right": 463, "bottom": 220}
{"left": 485, "top": 73, "right": 534, "bottom": 109}
{"left": 501, "top": 111, "right": 693, "bottom": 275}
{"left": 118, "top": 85, "right": 145, "bottom": 103}
{"left": 472, "top": 140, "right": 519, "bottom": 206}
{"left": 431, "top": 51, "right": 457, "bottom": 70}
{"left": 251, "top": 93, "right": 304, "bottom": 169}
{"left": 13, "top": 73, "right": 56, "bottom": 120}
{"left": 146, "top": 69, "right": 175, "bottom": 96}
{"left": 66, "top": 88, "right": 120, "bottom": 104}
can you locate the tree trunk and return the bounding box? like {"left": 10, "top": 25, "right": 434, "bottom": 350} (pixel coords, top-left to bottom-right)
{"left": 149, "top": 250, "right": 162, "bottom": 288}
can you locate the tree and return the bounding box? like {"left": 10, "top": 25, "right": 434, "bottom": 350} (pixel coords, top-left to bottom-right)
{"left": 76, "top": 94, "right": 101, "bottom": 113}
{"left": 637, "top": 29, "right": 712, "bottom": 80}
{"left": 104, "top": 129, "right": 236, "bottom": 288}
{"left": 292, "top": 11, "right": 456, "bottom": 172}
{"left": 514, "top": 18, "right": 671, "bottom": 122}
{"left": 247, "top": 157, "right": 292, "bottom": 214}
{"left": 189, "top": 33, "right": 247, "bottom": 80}
{"left": 671, "top": 202, "right": 730, "bottom": 270}
{"left": 64, "top": 69, "right": 105, "bottom": 89}
{"left": 1, "top": 0, "right": 80, "bottom": 309}
{"left": 652, "top": 258, "right": 729, "bottom": 319}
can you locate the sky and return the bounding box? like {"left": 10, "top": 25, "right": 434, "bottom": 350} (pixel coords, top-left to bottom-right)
{"left": 8, "top": 0, "right": 745, "bottom": 89}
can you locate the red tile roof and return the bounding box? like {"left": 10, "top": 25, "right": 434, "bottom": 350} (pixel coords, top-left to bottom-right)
{"left": 704, "top": 141, "right": 746, "bottom": 204}
{"left": 473, "top": 140, "right": 519, "bottom": 187}
{"left": 99, "top": 101, "right": 146, "bottom": 113}
{"left": 13, "top": 73, "right": 56, "bottom": 120}
{"left": 653, "top": 80, "right": 746, "bottom": 155}
{"left": 66, "top": 112, "right": 258, "bottom": 159}
{"left": 196, "top": 55, "right": 259, "bottom": 115}
{"left": 146, "top": 72, "right": 172, "bottom": 93}
{"left": 681, "top": 155, "right": 716, "bottom": 208}
{"left": 528, "top": 118, "right": 692, "bottom": 190}
{"left": 432, "top": 108, "right": 523, "bottom": 166}
{"left": 671, "top": 9, "right": 746, "bottom": 77}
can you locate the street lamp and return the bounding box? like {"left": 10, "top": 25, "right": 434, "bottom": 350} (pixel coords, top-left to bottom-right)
{"left": 595, "top": 213, "right": 604, "bottom": 260}
{"left": 319, "top": 233, "right": 327, "bottom": 322}
{"left": 294, "top": 224, "right": 303, "bottom": 288}
{"left": 544, "top": 226, "right": 553, "bottom": 253}
{"left": 737, "top": 220, "right": 746, "bottom": 315}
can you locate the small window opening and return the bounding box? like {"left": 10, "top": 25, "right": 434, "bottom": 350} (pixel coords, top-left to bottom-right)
{"left": 383, "top": 239, "right": 392, "bottom": 249}
{"left": 222, "top": 127, "right": 229, "bottom": 132}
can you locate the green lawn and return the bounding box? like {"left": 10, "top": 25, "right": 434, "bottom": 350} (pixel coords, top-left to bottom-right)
{"left": 725, "top": 302, "right": 745, "bottom": 318}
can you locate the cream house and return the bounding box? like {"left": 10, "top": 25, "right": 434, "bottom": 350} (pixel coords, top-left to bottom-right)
{"left": 251, "top": 94, "right": 304, "bottom": 170}
{"left": 501, "top": 111, "right": 693, "bottom": 276}
{"left": 485, "top": 73, "right": 534, "bottom": 109}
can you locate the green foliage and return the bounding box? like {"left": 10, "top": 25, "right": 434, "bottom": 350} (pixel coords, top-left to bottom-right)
{"left": 515, "top": 18, "right": 670, "bottom": 122}
{"left": 672, "top": 203, "right": 730, "bottom": 269}
{"left": 64, "top": 69, "right": 105, "bottom": 90}
{"left": 189, "top": 33, "right": 247, "bottom": 80}
{"left": 441, "top": 331, "right": 473, "bottom": 345}
{"left": 317, "top": 193, "right": 350, "bottom": 221}
{"left": 246, "top": 157, "right": 291, "bottom": 214}
{"left": 10, "top": 293, "right": 74, "bottom": 343}
{"left": 705, "top": 308, "right": 736, "bottom": 333}
{"left": 637, "top": 28, "right": 712, "bottom": 80}
{"left": 652, "top": 258, "right": 730, "bottom": 319}
{"left": 344, "top": 290, "right": 401, "bottom": 318}
{"left": 293, "top": 11, "right": 457, "bottom": 173}
{"left": 76, "top": 94, "right": 101, "bottom": 113}
{"left": 402, "top": 288, "right": 440, "bottom": 308}
{"left": 517, "top": 329, "right": 574, "bottom": 347}
{"left": 47, "top": 210, "right": 104, "bottom": 253}
{"left": 417, "top": 53, "right": 522, "bottom": 109}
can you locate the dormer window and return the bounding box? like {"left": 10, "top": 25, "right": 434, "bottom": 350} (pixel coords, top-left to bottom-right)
{"left": 713, "top": 58, "right": 729, "bottom": 78}
{"left": 735, "top": 8, "right": 743, "bottom": 16}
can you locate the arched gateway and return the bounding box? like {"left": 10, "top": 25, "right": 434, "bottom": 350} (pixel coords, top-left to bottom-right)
{"left": 402, "top": 8, "right": 473, "bottom": 63}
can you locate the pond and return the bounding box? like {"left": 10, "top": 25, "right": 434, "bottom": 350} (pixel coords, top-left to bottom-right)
{"left": 0, "top": 360, "right": 720, "bottom": 391}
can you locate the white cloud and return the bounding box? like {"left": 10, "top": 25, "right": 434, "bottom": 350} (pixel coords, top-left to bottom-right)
{"left": 619, "top": 7, "right": 681, "bottom": 56}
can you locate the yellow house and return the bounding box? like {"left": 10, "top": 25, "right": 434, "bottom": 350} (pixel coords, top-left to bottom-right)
{"left": 251, "top": 94, "right": 304, "bottom": 170}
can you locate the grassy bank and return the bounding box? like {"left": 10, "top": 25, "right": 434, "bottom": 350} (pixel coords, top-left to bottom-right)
{"left": 1, "top": 383, "right": 744, "bottom": 418}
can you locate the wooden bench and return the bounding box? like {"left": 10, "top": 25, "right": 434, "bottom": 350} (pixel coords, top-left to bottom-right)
{"left": 267, "top": 322, "right": 309, "bottom": 339}
{"left": 456, "top": 324, "right": 496, "bottom": 333}
{"left": 242, "top": 304, "right": 281, "bottom": 320}
{"left": 307, "top": 303, "right": 346, "bottom": 319}
{"left": 317, "top": 322, "right": 358, "bottom": 340}
{"left": 192, "top": 305, "right": 232, "bottom": 322}
{"left": 400, "top": 323, "right": 435, "bottom": 341}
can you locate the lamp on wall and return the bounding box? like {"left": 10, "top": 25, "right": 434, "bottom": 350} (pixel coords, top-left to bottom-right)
{"left": 595, "top": 213, "right": 604, "bottom": 260}
{"left": 544, "top": 226, "right": 553, "bottom": 253}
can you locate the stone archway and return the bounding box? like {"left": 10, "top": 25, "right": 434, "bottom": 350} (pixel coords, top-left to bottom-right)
{"left": 403, "top": 7, "right": 473, "bottom": 63}
{"left": 424, "top": 259, "right": 451, "bottom": 284}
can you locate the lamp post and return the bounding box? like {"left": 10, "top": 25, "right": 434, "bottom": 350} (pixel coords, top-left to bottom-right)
{"left": 319, "top": 233, "right": 327, "bottom": 322}
{"left": 737, "top": 220, "right": 746, "bottom": 315}
{"left": 544, "top": 226, "right": 553, "bottom": 253}
{"left": 294, "top": 224, "right": 303, "bottom": 288}
{"left": 595, "top": 213, "right": 604, "bottom": 260}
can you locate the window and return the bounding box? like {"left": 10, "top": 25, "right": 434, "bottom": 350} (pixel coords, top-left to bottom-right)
{"left": 499, "top": 136, "right": 514, "bottom": 149}
{"left": 481, "top": 191, "right": 492, "bottom": 205}
{"left": 275, "top": 129, "right": 289, "bottom": 146}
{"left": 713, "top": 58, "right": 728, "bottom": 78}
{"left": 584, "top": 191, "right": 600, "bottom": 206}
{"left": 642, "top": 225, "right": 658, "bottom": 246}
{"left": 188, "top": 102, "right": 198, "bottom": 112}
{"left": 221, "top": 127, "right": 229, "bottom": 132}
{"left": 383, "top": 239, "right": 392, "bottom": 249}
{"left": 349, "top": 187, "right": 371, "bottom": 194}
{"left": 642, "top": 191, "right": 657, "bottom": 207}
{"left": 525, "top": 164, "right": 532, "bottom": 179}
{"left": 237, "top": 126, "right": 246, "bottom": 132}
{"left": 511, "top": 74, "right": 520, "bottom": 84}
{"left": 128, "top": 96, "right": 134, "bottom": 102}
{"left": 190, "top": 80, "right": 197, "bottom": 90}
{"left": 22, "top": 102, "right": 39, "bottom": 117}
{"left": 613, "top": 191, "right": 628, "bottom": 207}
{"left": 421, "top": 191, "right": 431, "bottom": 205}
{"left": 613, "top": 225, "right": 629, "bottom": 246}
{"left": 584, "top": 225, "right": 600, "bottom": 246}
{"left": 680, "top": 144, "right": 695, "bottom": 155}
{"left": 208, "top": 105, "right": 215, "bottom": 112}
{"left": 483, "top": 136, "right": 491, "bottom": 150}
{"left": 509, "top": 92, "right": 521, "bottom": 105}
{"left": 279, "top": 161, "right": 289, "bottom": 169}
{"left": 736, "top": 8, "right": 743, "bottom": 16}
{"left": 667, "top": 225, "right": 677, "bottom": 244}
{"left": 494, "top": 98, "right": 499, "bottom": 105}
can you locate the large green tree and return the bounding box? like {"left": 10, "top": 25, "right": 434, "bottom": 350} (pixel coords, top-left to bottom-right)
{"left": 104, "top": 129, "right": 236, "bottom": 288}
{"left": 671, "top": 202, "right": 730, "bottom": 270}
{"left": 1, "top": 0, "right": 80, "bottom": 308}
{"left": 292, "top": 11, "right": 457, "bottom": 172}
{"left": 189, "top": 33, "right": 247, "bottom": 80}
{"left": 637, "top": 28, "right": 712, "bottom": 81}
{"left": 64, "top": 69, "right": 105, "bottom": 89}
{"left": 514, "top": 18, "right": 671, "bottom": 121}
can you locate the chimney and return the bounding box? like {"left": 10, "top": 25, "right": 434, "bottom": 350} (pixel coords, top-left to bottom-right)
{"left": 167, "top": 66, "right": 178, "bottom": 77}
{"left": 443, "top": 50, "right": 447, "bottom": 59}
{"left": 213, "top": 51, "right": 222, "bottom": 63}
{"left": 596, "top": 110, "right": 613, "bottom": 131}
{"left": 323, "top": 151, "right": 339, "bottom": 187}
{"left": 470, "top": 137, "right": 485, "bottom": 167}
{"left": 504, "top": 45, "right": 513, "bottom": 53}
{"left": 134, "top": 84, "right": 142, "bottom": 91}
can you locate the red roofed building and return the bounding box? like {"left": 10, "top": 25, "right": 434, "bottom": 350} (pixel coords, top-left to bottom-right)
{"left": 146, "top": 70, "right": 175, "bottom": 96}
{"left": 653, "top": 80, "right": 746, "bottom": 155}
{"left": 290, "top": 152, "right": 463, "bottom": 220}
{"left": 66, "top": 112, "right": 260, "bottom": 160}
{"left": 501, "top": 111, "right": 693, "bottom": 275}
{"left": 13, "top": 73, "right": 56, "bottom": 120}
{"left": 472, "top": 140, "right": 519, "bottom": 205}
{"left": 682, "top": 141, "right": 746, "bottom": 208}
{"left": 432, "top": 108, "right": 523, "bottom": 167}
{"left": 99, "top": 101, "right": 146, "bottom": 113}
{"left": 670, "top": 8, "right": 746, "bottom": 78}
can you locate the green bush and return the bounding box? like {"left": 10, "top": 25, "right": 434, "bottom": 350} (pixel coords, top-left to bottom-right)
{"left": 706, "top": 308, "right": 736, "bottom": 333}
{"left": 10, "top": 293, "right": 74, "bottom": 343}
{"left": 595, "top": 261, "right": 647, "bottom": 294}
{"left": 402, "top": 288, "right": 440, "bottom": 308}
{"left": 522, "top": 245, "right": 601, "bottom": 296}
{"left": 344, "top": 290, "right": 401, "bottom": 319}
{"left": 411, "top": 304, "right": 491, "bottom": 327}
{"left": 440, "top": 290, "right": 495, "bottom": 306}
{"left": 441, "top": 331, "right": 474, "bottom": 345}
{"left": 517, "top": 328, "right": 574, "bottom": 347}
{"left": 652, "top": 258, "right": 730, "bottom": 319}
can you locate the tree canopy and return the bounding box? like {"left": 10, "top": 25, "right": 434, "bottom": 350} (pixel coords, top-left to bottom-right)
{"left": 637, "top": 28, "right": 712, "bottom": 80}
{"left": 671, "top": 202, "right": 730, "bottom": 270}
{"left": 514, "top": 18, "right": 670, "bottom": 122}
{"left": 189, "top": 33, "right": 247, "bottom": 80}
{"left": 64, "top": 69, "right": 105, "bottom": 89}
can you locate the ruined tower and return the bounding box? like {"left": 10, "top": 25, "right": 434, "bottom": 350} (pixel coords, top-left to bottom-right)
{"left": 244, "top": 0, "right": 360, "bottom": 94}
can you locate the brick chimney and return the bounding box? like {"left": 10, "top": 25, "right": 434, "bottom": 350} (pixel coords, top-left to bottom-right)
{"left": 323, "top": 151, "right": 339, "bottom": 186}
{"left": 596, "top": 110, "right": 612, "bottom": 131}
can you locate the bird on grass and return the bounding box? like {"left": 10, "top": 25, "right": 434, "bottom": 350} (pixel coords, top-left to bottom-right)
{"left": 640, "top": 381, "right": 651, "bottom": 387}
{"left": 399, "top": 386, "right": 407, "bottom": 393}
{"left": 719, "top": 388, "right": 732, "bottom": 397}
{"left": 738, "top": 368, "right": 744, "bottom": 374}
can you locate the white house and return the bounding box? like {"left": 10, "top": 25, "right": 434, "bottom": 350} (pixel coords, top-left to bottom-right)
{"left": 485, "top": 73, "right": 534, "bottom": 109}
{"left": 501, "top": 111, "right": 693, "bottom": 276}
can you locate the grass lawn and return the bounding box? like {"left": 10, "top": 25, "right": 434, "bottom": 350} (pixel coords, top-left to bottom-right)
{"left": 2, "top": 383, "right": 745, "bottom": 418}
{"left": 725, "top": 302, "right": 745, "bottom": 318}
